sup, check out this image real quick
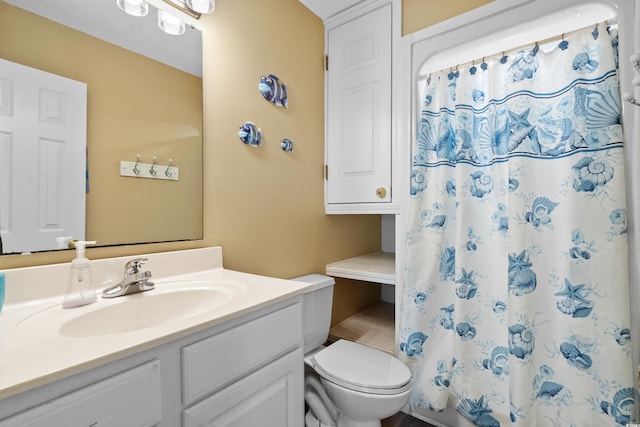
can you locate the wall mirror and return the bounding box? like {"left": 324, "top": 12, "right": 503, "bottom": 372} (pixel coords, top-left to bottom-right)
{"left": 0, "top": 0, "right": 204, "bottom": 255}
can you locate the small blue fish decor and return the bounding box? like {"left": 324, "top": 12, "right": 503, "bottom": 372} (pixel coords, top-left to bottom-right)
{"left": 258, "top": 74, "right": 288, "bottom": 108}
{"left": 238, "top": 122, "right": 262, "bottom": 147}
{"left": 280, "top": 138, "right": 294, "bottom": 153}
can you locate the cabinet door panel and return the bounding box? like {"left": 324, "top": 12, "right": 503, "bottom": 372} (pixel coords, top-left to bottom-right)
{"left": 0, "top": 361, "right": 161, "bottom": 427}
{"left": 326, "top": 4, "right": 392, "bottom": 204}
{"left": 183, "top": 350, "right": 303, "bottom": 427}
{"left": 182, "top": 303, "right": 301, "bottom": 404}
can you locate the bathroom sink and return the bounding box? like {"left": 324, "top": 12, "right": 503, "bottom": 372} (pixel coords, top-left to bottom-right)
{"left": 61, "top": 287, "right": 233, "bottom": 337}
{"left": 13, "top": 279, "right": 246, "bottom": 340}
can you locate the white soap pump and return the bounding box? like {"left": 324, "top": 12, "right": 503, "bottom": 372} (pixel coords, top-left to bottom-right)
{"left": 63, "top": 240, "right": 97, "bottom": 309}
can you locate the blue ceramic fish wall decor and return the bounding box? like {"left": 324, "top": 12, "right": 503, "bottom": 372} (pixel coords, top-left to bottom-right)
{"left": 259, "top": 74, "right": 288, "bottom": 108}
{"left": 238, "top": 122, "right": 262, "bottom": 147}
{"left": 281, "top": 138, "right": 294, "bottom": 153}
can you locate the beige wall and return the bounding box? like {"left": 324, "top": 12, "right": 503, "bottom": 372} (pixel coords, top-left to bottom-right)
{"left": 202, "top": 0, "right": 382, "bottom": 324}
{"left": 403, "top": 0, "right": 494, "bottom": 35}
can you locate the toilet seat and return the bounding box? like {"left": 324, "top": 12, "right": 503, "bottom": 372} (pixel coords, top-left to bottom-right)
{"left": 310, "top": 340, "right": 411, "bottom": 395}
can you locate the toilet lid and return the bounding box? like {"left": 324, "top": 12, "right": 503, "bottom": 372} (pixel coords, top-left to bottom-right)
{"left": 311, "top": 340, "right": 411, "bottom": 395}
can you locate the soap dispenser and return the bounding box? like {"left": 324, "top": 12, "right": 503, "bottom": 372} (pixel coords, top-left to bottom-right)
{"left": 63, "top": 240, "right": 97, "bottom": 309}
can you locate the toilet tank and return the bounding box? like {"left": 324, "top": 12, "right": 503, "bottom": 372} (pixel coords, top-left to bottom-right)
{"left": 292, "top": 274, "right": 335, "bottom": 354}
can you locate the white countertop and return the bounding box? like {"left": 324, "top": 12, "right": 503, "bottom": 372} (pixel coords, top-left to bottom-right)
{"left": 0, "top": 247, "right": 312, "bottom": 399}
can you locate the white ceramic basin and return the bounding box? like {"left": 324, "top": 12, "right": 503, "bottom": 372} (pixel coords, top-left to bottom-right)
{"left": 61, "top": 288, "right": 231, "bottom": 337}
{"left": 13, "top": 279, "right": 246, "bottom": 340}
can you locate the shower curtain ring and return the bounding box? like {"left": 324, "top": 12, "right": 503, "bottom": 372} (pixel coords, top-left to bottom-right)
{"left": 470, "top": 60, "right": 478, "bottom": 75}
{"left": 481, "top": 56, "right": 488, "bottom": 71}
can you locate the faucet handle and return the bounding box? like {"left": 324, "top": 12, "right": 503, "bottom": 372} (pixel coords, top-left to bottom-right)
{"left": 124, "top": 257, "right": 148, "bottom": 274}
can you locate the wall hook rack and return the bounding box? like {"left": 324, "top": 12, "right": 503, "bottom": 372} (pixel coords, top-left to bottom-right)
{"left": 120, "top": 155, "right": 179, "bottom": 181}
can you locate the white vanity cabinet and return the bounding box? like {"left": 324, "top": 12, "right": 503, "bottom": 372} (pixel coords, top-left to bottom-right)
{"left": 0, "top": 298, "right": 304, "bottom": 427}
{"left": 324, "top": 0, "right": 397, "bottom": 213}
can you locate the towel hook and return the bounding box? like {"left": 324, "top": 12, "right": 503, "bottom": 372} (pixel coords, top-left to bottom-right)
{"left": 622, "top": 92, "right": 640, "bottom": 107}
{"left": 133, "top": 154, "right": 141, "bottom": 175}
{"left": 165, "top": 159, "right": 174, "bottom": 177}
{"left": 149, "top": 156, "right": 157, "bottom": 176}
{"left": 631, "top": 53, "right": 640, "bottom": 73}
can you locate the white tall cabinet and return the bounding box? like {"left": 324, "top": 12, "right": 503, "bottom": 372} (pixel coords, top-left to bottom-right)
{"left": 321, "top": 0, "right": 401, "bottom": 214}
{"left": 325, "top": 3, "right": 392, "bottom": 208}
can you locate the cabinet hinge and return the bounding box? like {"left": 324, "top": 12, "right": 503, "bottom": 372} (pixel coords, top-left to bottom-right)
{"left": 324, "top": 54, "right": 329, "bottom": 71}
{"left": 324, "top": 164, "right": 328, "bottom": 180}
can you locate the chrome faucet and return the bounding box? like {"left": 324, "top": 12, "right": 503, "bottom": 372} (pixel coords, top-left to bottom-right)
{"left": 102, "top": 257, "right": 155, "bottom": 298}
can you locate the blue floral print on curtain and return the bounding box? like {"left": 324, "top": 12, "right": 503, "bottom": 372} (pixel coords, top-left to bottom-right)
{"left": 400, "top": 23, "right": 634, "bottom": 426}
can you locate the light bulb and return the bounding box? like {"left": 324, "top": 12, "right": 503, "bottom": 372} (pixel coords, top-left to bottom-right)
{"left": 186, "top": 0, "right": 215, "bottom": 14}
{"left": 158, "top": 10, "right": 185, "bottom": 35}
{"left": 116, "top": 0, "right": 148, "bottom": 17}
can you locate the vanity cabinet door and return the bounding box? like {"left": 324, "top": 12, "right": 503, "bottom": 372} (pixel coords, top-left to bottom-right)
{"left": 0, "top": 360, "right": 162, "bottom": 427}
{"left": 182, "top": 350, "right": 303, "bottom": 427}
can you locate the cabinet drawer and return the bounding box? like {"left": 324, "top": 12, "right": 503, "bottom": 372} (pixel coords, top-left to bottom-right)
{"left": 183, "top": 349, "right": 303, "bottom": 427}
{"left": 0, "top": 360, "right": 162, "bottom": 427}
{"left": 182, "top": 302, "right": 301, "bottom": 405}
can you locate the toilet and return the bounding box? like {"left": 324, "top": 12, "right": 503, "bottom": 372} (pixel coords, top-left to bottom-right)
{"left": 294, "top": 274, "right": 412, "bottom": 427}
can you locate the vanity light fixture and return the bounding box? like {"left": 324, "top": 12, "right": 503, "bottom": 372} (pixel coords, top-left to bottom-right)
{"left": 117, "top": 0, "right": 213, "bottom": 36}
{"left": 116, "top": 0, "right": 149, "bottom": 17}
{"left": 158, "top": 9, "right": 186, "bottom": 35}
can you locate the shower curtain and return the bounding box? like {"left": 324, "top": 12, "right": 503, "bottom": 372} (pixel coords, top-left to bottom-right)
{"left": 400, "top": 23, "right": 635, "bottom": 426}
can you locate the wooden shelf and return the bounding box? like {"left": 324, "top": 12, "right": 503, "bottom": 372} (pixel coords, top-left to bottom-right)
{"left": 326, "top": 251, "right": 395, "bottom": 285}
{"left": 329, "top": 301, "right": 395, "bottom": 355}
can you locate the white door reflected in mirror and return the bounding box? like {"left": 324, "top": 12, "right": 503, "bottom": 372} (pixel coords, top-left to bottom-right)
{"left": 0, "top": 58, "right": 86, "bottom": 254}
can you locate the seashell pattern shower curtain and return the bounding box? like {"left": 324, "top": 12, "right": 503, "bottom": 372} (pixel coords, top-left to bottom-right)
{"left": 400, "top": 23, "right": 635, "bottom": 426}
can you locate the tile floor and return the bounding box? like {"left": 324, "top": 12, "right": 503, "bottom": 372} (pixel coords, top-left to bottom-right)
{"left": 382, "top": 412, "right": 438, "bottom": 426}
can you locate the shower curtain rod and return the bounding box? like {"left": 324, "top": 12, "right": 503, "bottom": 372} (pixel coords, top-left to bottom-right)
{"left": 417, "top": 19, "right": 617, "bottom": 81}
